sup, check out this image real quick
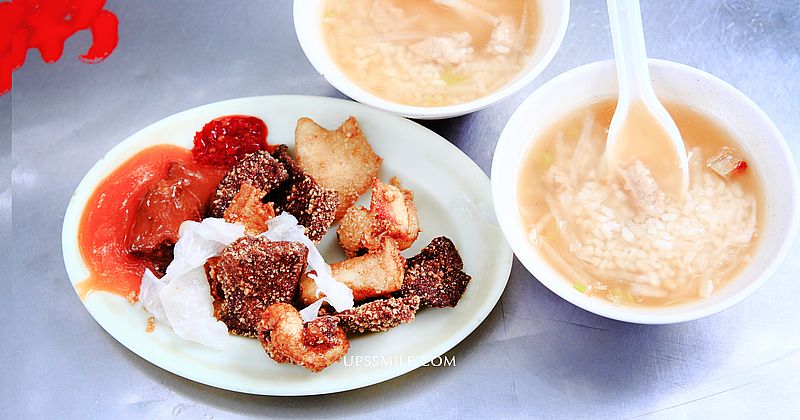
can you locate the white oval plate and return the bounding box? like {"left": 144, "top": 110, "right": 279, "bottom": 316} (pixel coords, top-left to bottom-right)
{"left": 62, "top": 95, "right": 512, "bottom": 396}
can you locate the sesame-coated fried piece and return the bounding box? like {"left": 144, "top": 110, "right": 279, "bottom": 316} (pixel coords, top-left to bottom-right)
{"left": 218, "top": 294, "right": 269, "bottom": 337}
{"left": 223, "top": 183, "right": 275, "bottom": 235}
{"left": 266, "top": 145, "right": 339, "bottom": 243}
{"left": 257, "top": 303, "right": 350, "bottom": 372}
{"left": 294, "top": 116, "right": 382, "bottom": 220}
{"left": 298, "top": 237, "right": 405, "bottom": 306}
{"left": 208, "top": 151, "right": 288, "bottom": 218}
{"left": 208, "top": 236, "right": 308, "bottom": 337}
{"left": 336, "top": 296, "right": 421, "bottom": 333}
{"left": 337, "top": 177, "right": 420, "bottom": 257}
{"left": 398, "top": 236, "right": 471, "bottom": 308}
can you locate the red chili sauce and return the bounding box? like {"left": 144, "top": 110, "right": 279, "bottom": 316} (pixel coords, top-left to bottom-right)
{"left": 77, "top": 116, "right": 270, "bottom": 300}
{"left": 76, "top": 145, "right": 225, "bottom": 300}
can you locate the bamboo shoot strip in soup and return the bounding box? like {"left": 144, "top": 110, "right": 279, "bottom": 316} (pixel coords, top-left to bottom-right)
{"left": 322, "top": 0, "right": 540, "bottom": 107}
{"left": 517, "top": 99, "right": 763, "bottom": 307}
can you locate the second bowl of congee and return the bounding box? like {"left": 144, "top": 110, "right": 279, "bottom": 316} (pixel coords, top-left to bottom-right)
{"left": 492, "top": 59, "right": 799, "bottom": 323}
{"left": 294, "top": 0, "right": 570, "bottom": 119}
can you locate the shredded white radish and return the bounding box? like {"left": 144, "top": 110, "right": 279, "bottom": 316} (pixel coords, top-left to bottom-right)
{"left": 159, "top": 266, "right": 228, "bottom": 350}
{"left": 140, "top": 212, "right": 352, "bottom": 347}
{"left": 262, "top": 213, "right": 354, "bottom": 321}
{"left": 140, "top": 218, "right": 244, "bottom": 349}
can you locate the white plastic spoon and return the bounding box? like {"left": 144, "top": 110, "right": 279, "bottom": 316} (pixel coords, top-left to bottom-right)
{"left": 606, "top": 0, "right": 688, "bottom": 200}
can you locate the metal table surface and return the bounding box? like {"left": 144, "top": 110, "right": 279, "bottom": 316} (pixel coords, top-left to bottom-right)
{"left": 5, "top": 1, "right": 800, "bottom": 418}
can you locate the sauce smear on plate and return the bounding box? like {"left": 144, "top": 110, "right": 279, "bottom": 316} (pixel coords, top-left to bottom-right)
{"left": 77, "top": 145, "right": 225, "bottom": 300}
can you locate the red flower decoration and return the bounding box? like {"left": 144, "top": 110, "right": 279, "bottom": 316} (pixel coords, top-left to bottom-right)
{"left": 1, "top": 0, "right": 119, "bottom": 94}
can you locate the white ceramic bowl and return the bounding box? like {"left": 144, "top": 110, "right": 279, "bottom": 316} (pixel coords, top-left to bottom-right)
{"left": 293, "top": 0, "right": 570, "bottom": 119}
{"left": 492, "top": 59, "right": 799, "bottom": 324}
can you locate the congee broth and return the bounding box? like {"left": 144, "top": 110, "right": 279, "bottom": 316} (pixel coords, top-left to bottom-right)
{"left": 322, "top": 0, "right": 539, "bottom": 106}
{"left": 517, "top": 99, "right": 762, "bottom": 306}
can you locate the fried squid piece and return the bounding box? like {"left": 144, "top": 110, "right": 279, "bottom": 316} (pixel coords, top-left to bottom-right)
{"left": 298, "top": 238, "right": 405, "bottom": 306}
{"left": 266, "top": 145, "right": 339, "bottom": 243}
{"left": 336, "top": 296, "right": 421, "bottom": 333}
{"left": 294, "top": 116, "right": 382, "bottom": 220}
{"left": 208, "top": 151, "right": 288, "bottom": 218}
{"left": 337, "top": 177, "right": 420, "bottom": 257}
{"left": 258, "top": 303, "right": 350, "bottom": 373}
{"left": 208, "top": 236, "right": 308, "bottom": 337}
{"left": 398, "top": 236, "right": 470, "bottom": 308}
{"left": 223, "top": 183, "right": 275, "bottom": 235}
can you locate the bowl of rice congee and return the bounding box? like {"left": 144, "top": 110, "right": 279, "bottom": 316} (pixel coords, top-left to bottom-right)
{"left": 492, "top": 59, "right": 799, "bottom": 324}
{"left": 294, "top": 0, "right": 570, "bottom": 119}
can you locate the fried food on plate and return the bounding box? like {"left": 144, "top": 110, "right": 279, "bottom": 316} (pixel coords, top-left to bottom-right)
{"left": 338, "top": 177, "right": 420, "bottom": 257}
{"left": 336, "top": 295, "right": 421, "bottom": 333}
{"left": 258, "top": 303, "right": 350, "bottom": 372}
{"left": 208, "top": 236, "right": 308, "bottom": 336}
{"left": 398, "top": 236, "right": 470, "bottom": 308}
{"left": 267, "top": 145, "right": 339, "bottom": 243}
{"left": 299, "top": 237, "right": 404, "bottom": 306}
{"left": 223, "top": 183, "right": 275, "bottom": 235}
{"left": 208, "top": 151, "right": 288, "bottom": 218}
{"left": 294, "top": 116, "right": 382, "bottom": 219}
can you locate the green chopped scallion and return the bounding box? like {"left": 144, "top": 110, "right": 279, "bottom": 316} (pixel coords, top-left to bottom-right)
{"left": 539, "top": 151, "right": 554, "bottom": 168}
{"left": 573, "top": 282, "right": 587, "bottom": 293}
{"left": 442, "top": 71, "right": 466, "bottom": 85}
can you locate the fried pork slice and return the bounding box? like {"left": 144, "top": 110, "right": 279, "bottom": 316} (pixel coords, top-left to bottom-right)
{"left": 336, "top": 296, "right": 421, "bottom": 333}
{"left": 266, "top": 145, "right": 339, "bottom": 243}
{"left": 258, "top": 303, "right": 350, "bottom": 373}
{"left": 208, "top": 236, "right": 308, "bottom": 336}
{"left": 398, "top": 236, "right": 471, "bottom": 308}
{"left": 338, "top": 177, "right": 420, "bottom": 257}
{"left": 299, "top": 238, "right": 405, "bottom": 306}
{"left": 208, "top": 151, "right": 288, "bottom": 218}
{"left": 223, "top": 183, "right": 275, "bottom": 235}
{"left": 294, "top": 116, "right": 382, "bottom": 220}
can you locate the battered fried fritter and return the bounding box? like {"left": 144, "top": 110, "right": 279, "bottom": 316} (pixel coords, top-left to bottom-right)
{"left": 257, "top": 303, "right": 350, "bottom": 372}
{"left": 337, "top": 177, "right": 420, "bottom": 257}
{"left": 266, "top": 145, "right": 339, "bottom": 243}
{"left": 208, "top": 151, "right": 288, "bottom": 218}
{"left": 337, "top": 205, "right": 374, "bottom": 256}
{"left": 298, "top": 238, "right": 405, "bottom": 306}
{"left": 294, "top": 116, "right": 382, "bottom": 220}
{"left": 208, "top": 236, "right": 308, "bottom": 337}
{"left": 223, "top": 183, "right": 275, "bottom": 235}
{"left": 397, "top": 236, "right": 470, "bottom": 308}
{"left": 336, "top": 295, "right": 421, "bottom": 333}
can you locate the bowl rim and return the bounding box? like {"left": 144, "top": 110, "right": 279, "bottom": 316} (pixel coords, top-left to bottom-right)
{"left": 491, "top": 58, "right": 800, "bottom": 324}
{"left": 293, "top": 0, "right": 571, "bottom": 119}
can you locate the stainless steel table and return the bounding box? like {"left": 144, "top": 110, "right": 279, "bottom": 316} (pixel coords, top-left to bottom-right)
{"left": 6, "top": 1, "right": 799, "bottom": 418}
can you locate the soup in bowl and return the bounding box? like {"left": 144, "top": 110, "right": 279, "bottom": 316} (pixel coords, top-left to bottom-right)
{"left": 492, "top": 59, "right": 799, "bottom": 324}
{"left": 294, "top": 0, "right": 570, "bottom": 119}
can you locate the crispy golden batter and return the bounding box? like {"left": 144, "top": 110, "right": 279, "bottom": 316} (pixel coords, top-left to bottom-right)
{"left": 257, "top": 303, "right": 350, "bottom": 373}
{"left": 294, "top": 116, "right": 382, "bottom": 219}
{"left": 208, "top": 236, "right": 308, "bottom": 337}
{"left": 337, "top": 177, "right": 420, "bottom": 257}
{"left": 299, "top": 238, "right": 405, "bottom": 306}
{"left": 398, "top": 236, "right": 470, "bottom": 308}
{"left": 223, "top": 183, "right": 275, "bottom": 235}
{"left": 337, "top": 205, "right": 374, "bottom": 256}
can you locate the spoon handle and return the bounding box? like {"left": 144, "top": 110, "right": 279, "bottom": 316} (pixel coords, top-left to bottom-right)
{"left": 607, "top": 0, "right": 655, "bottom": 101}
